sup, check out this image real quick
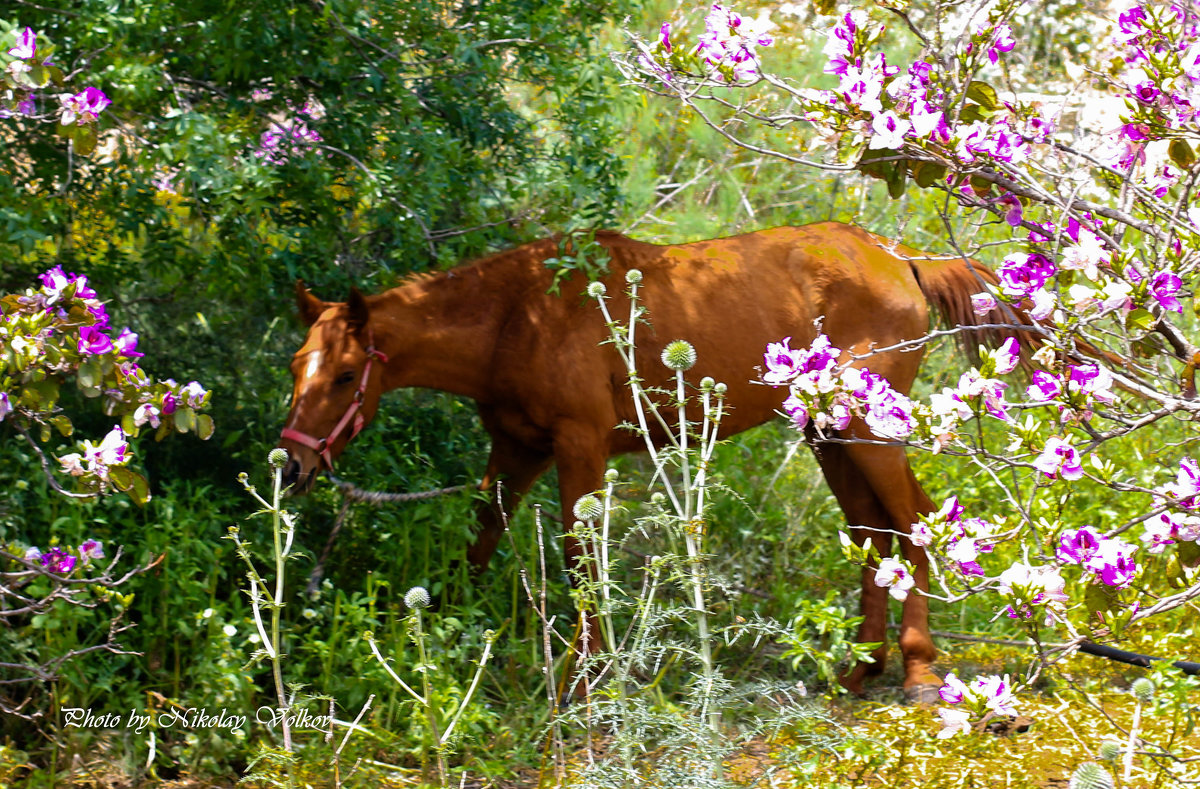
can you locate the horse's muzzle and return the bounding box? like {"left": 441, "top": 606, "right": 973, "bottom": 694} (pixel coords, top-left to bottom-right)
{"left": 281, "top": 457, "right": 316, "bottom": 495}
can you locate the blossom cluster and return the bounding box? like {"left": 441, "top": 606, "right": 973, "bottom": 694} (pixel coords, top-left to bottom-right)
{"left": 936, "top": 672, "right": 1019, "bottom": 738}
{"left": 647, "top": 3, "right": 775, "bottom": 83}
{"left": 764, "top": 333, "right": 916, "bottom": 439}
{"left": 2, "top": 26, "right": 110, "bottom": 131}
{"left": 2, "top": 266, "right": 214, "bottom": 500}
{"left": 254, "top": 97, "right": 325, "bottom": 165}
{"left": 22, "top": 539, "right": 105, "bottom": 575}
{"left": 910, "top": 496, "right": 998, "bottom": 580}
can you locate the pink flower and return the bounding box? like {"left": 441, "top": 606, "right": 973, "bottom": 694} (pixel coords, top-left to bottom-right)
{"left": 134, "top": 403, "right": 161, "bottom": 428}
{"left": 114, "top": 328, "right": 143, "bottom": 359}
{"left": 869, "top": 110, "right": 911, "bottom": 150}
{"left": 1150, "top": 271, "right": 1183, "bottom": 313}
{"left": 8, "top": 27, "right": 36, "bottom": 60}
{"left": 992, "top": 337, "right": 1020, "bottom": 375}
{"left": 971, "top": 291, "right": 997, "bottom": 316}
{"left": 763, "top": 337, "right": 803, "bottom": 384}
{"left": 1026, "top": 371, "right": 1062, "bottom": 401}
{"left": 873, "top": 557, "right": 915, "bottom": 600}
{"left": 60, "top": 87, "right": 111, "bottom": 126}
{"left": 180, "top": 381, "right": 208, "bottom": 409}
{"left": 1033, "top": 436, "right": 1083, "bottom": 480}
{"left": 78, "top": 325, "right": 114, "bottom": 355}
{"left": 939, "top": 672, "right": 969, "bottom": 704}
{"left": 79, "top": 539, "right": 105, "bottom": 562}
{"left": 41, "top": 547, "right": 77, "bottom": 574}
{"left": 997, "top": 193, "right": 1023, "bottom": 226}
{"left": 1058, "top": 526, "right": 1105, "bottom": 565}
{"left": 1163, "top": 457, "right": 1200, "bottom": 508}
{"left": 659, "top": 22, "right": 672, "bottom": 52}
{"left": 986, "top": 23, "right": 1016, "bottom": 64}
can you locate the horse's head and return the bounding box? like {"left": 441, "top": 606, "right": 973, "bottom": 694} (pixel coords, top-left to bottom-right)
{"left": 278, "top": 282, "right": 389, "bottom": 494}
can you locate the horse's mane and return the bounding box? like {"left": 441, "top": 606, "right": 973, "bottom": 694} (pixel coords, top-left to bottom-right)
{"left": 389, "top": 231, "right": 645, "bottom": 292}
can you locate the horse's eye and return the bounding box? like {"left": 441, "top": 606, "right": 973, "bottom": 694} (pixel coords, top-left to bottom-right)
{"left": 335, "top": 371, "right": 356, "bottom": 386}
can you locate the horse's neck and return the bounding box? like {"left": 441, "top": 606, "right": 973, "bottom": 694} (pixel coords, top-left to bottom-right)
{"left": 374, "top": 267, "right": 520, "bottom": 402}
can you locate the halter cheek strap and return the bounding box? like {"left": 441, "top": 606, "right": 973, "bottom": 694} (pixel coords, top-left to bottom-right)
{"left": 280, "top": 331, "right": 389, "bottom": 470}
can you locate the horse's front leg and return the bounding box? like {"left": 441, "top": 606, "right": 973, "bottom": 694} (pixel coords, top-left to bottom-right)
{"left": 551, "top": 425, "right": 610, "bottom": 697}
{"left": 466, "top": 432, "right": 552, "bottom": 573}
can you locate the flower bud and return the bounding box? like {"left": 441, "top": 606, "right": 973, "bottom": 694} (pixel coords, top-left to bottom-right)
{"left": 713, "top": 382, "right": 727, "bottom": 395}
{"left": 404, "top": 586, "right": 431, "bottom": 610}
{"left": 700, "top": 377, "right": 715, "bottom": 391}
{"left": 1131, "top": 677, "right": 1155, "bottom": 703}
{"left": 1097, "top": 740, "right": 1121, "bottom": 761}
{"left": 650, "top": 492, "right": 666, "bottom": 506}
{"left": 573, "top": 494, "right": 604, "bottom": 522}
{"left": 1068, "top": 762, "right": 1114, "bottom": 789}
{"left": 604, "top": 468, "right": 619, "bottom": 483}
{"left": 268, "top": 448, "right": 289, "bottom": 468}
{"left": 587, "top": 281, "right": 607, "bottom": 299}
{"left": 661, "top": 340, "right": 696, "bottom": 371}
{"left": 625, "top": 269, "right": 643, "bottom": 284}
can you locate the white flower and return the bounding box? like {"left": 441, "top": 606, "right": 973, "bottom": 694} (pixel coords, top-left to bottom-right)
{"left": 936, "top": 707, "right": 973, "bottom": 738}
{"left": 873, "top": 557, "right": 915, "bottom": 600}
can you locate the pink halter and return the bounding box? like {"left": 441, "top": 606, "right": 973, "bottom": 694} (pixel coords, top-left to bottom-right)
{"left": 280, "top": 331, "right": 388, "bottom": 470}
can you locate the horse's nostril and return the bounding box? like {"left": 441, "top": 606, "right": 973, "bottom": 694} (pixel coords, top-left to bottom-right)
{"left": 282, "top": 459, "right": 301, "bottom": 487}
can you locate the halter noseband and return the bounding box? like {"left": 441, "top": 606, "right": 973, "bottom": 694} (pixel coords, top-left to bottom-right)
{"left": 280, "top": 331, "right": 389, "bottom": 470}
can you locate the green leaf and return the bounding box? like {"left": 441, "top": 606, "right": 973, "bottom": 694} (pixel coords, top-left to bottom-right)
{"left": 1085, "top": 583, "right": 1117, "bottom": 616}
{"left": 959, "top": 104, "right": 992, "bottom": 123}
{"left": 911, "top": 161, "right": 947, "bottom": 188}
{"left": 966, "top": 80, "right": 999, "bottom": 111}
{"left": 1169, "top": 139, "right": 1195, "bottom": 170}
{"left": 73, "top": 125, "right": 98, "bottom": 156}
{"left": 886, "top": 161, "right": 908, "bottom": 199}
{"left": 50, "top": 415, "right": 73, "bottom": 438}
{"left": 109, "top": 467, "right": 151, "bottom": 506}
{"left": 1125, "top": 307, "right": 1158, "bottom": 336}
{"left": 28, "top": 65, "right": 50, "bottom": 88}
{"left": 173, "top": 408, "right": 196, "bottom": 434}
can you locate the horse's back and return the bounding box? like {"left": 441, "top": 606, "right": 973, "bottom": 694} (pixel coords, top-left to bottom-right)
{"left": 487, "top": 223, "right": 933, "bottom": 451}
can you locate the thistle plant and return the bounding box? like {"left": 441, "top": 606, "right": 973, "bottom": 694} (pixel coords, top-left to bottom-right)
{"left": 365, "top": 588, "right": 497, "bottom": 788}
{"left": 226, "top": 448, "right": 300, "bottom": 781}
{"left": 559, "top": 273, "right": 850, "bottom": 787}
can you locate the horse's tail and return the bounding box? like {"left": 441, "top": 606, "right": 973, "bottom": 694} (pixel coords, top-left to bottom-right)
{"left": 908, "top": 254, "right": 1140, "bottom": 376}
{"left": 907, "top": 255, "right": 1036, "bottom": 361}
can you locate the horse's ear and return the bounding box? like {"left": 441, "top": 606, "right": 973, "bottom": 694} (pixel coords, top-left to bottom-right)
{"left": 346, "top": 287, "right": 370, "bottom": 333}
{"left": 295, "top": 281, "right": 328, "bottom": 327}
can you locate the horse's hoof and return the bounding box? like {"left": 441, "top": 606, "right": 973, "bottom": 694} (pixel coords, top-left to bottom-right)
{"left": 903, "top": 683, "right": 942, "bottom": 705}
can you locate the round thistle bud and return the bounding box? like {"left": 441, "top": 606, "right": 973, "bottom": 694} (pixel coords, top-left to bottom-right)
{"left": 604, "top": 468, "right": 619, "bottom": 483}
{"left": 1131, "top": 677, "right": 1155, "bottom": 704}
{"left": 1068, "top": 762, "right": 1114, "bottom": 789}
{"left": 661, "top": 340, "right": 696, "bottom": 371}
{"left": 268, "top": 448, "right": 289, "bottom": 469}
{"left": 700, "top": 376, "right": 715, "bottom": 391}
{"left": 625, "top": 269, "right": 643, "bottom": 285}
{"left": 713, "top": 382, "right": 727, "bottom": 395}
{"left": 1097, "top": 740, "right": 1121, "bottom": 761}
{"left": 586, "top": 281, "right": 607, "bottom": 299}
{"left": 404, "top": 586, "right": 431, "bottom": 610}
{"left": 650, "top": 492, "right": 666, "bottom": 508}
{"left": 573, "top": 494, "right": 604, "bottom": 522}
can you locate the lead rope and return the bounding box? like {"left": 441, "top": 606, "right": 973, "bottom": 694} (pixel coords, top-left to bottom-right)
{"left": 305, "top": 475, "right": 479, "bottom": 595}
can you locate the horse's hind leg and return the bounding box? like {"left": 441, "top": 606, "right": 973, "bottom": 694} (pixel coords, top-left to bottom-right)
{"left": 812, "top": 442, "right": 896, "bottom": 695}
{"left": 840, "top": 437, "right": 941, "bottom": 700}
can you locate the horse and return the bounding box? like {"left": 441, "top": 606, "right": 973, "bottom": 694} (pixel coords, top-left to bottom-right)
{"left": 278, "top": 221, "right": 1017, "bottom": 701}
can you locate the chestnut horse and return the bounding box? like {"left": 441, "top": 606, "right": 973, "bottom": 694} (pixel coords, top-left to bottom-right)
{"left": 278, "top": 222, "right": 1013, "bottom": 700}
